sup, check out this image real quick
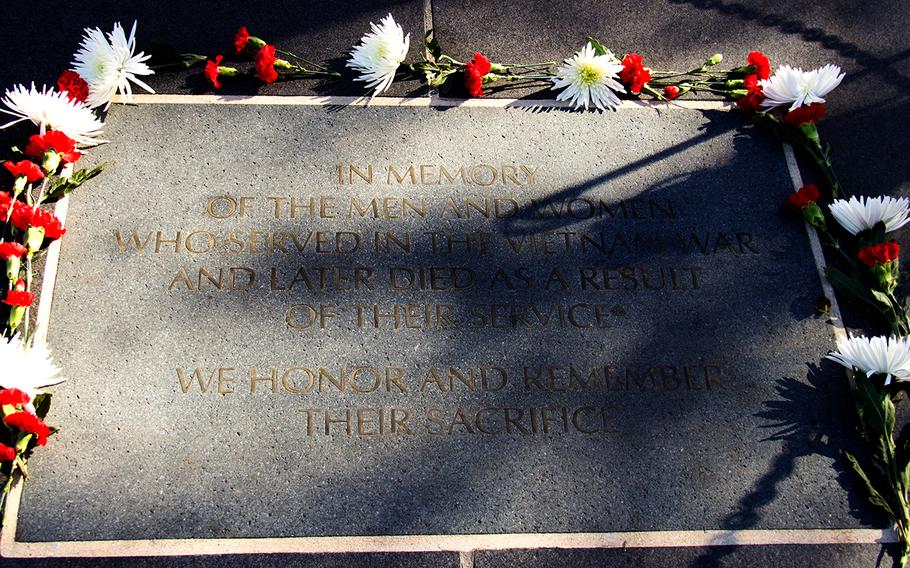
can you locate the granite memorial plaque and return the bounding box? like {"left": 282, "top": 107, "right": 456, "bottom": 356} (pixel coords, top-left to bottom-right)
{"left": 9, "top": 102, "right": 864, "bottom": 545}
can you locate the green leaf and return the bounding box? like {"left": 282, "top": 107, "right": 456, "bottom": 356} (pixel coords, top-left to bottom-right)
{"left": 33, "top": 393, "right": 52, "bottom": 420}
{"left": 898, "top": 437, "right": 910, "bottom": 493}
{"left": 424, "top": 29, "right": 442, "bottom": 62}
{"left": 584, "top": 36, "right": 608, "bottom": 57}
{"left": 44, "top": 162, "right": 111, "bottom": 203}
{"left": 429, "top": 69, "right": 457, "bottom": 88}
{"left": 844, "top": 451, "right": 895, "bottom": 517}
{"left": 853, "top": 373, "right": 896, "bottom": 463}
{"left": 871, "top": 289, "right": 894, "bottom": 308}
{"left": 826, "top": 266, "right": 880, "bottom": 310}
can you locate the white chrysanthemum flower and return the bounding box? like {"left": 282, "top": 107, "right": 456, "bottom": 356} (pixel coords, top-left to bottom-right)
{"left": 827, "top": 335, "right": 910, "bottom": 385}
{"left": 0, "top": 335, "right": 65, "bottom": 412}
{"left": 551, "top": 43, "right": 626, "bottom": 111}
{"left": 0, "top": 83, "right": 107, "bottom": 146}
{"left": 760, "top": 64, "right": 844, "bottom": 112}
{"left": 347, "top": 14, "right": 410, "bottom": 95}
{"left": 828, "top": 195, "right": 910, "bottom": 235}
{"left": 73, "top": 21, "right": 155, "bottom": 110}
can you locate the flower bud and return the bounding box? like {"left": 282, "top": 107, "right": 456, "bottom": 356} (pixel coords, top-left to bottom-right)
{"left": 5, "top": 256, "right": 21, "bottom": 282}
{"left": 489, "top": 63, "right": 507, "bottom": 74}
{"left": 25, "top": 227, "right": 45, "bottom": 253}
{"left": 730, "top": 88, "right": 749, "bottom": 98}
{"left": 871, "top": 263, "right": 899, "bottom": 294}
{"left": 802, "top": 202, "right": 827, "bottom": 230}
{"left": 248, "top": 36, "right": 267, "bottom": 50}
{"left": 7, "top": 305, "right": 25, "bottom": 331}
{"left": 799, "top": 123, "right": 821, "bottom": 148}
{"left": 706, "top": 54, "right": 723, "bottom": 66}
{"left": 724, "top": 79, "right": 744, "bottom": 89}
{"left": 41, "top": 151, "right": 61, "bottom": 175}
{"left": 273, "top": 58, "right": 293, "bottom": 70}
{"left": 12, "top": 176, "right": 27, "bottom": 193}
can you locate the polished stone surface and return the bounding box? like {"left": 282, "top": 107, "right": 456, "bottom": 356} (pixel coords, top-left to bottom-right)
{"left": 14, "top": 103, "right": 873, "bottom": 542}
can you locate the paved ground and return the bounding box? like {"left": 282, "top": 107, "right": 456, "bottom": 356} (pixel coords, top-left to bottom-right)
{"left": 1, "top": 1, "right": 908, "bottom": 566}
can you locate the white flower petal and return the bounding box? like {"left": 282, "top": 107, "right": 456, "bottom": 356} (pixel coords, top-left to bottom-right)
{"left": 760, "top": 63, "right": 844, "bottom": 112}
{"left": 0, "top": 83, "right": 107, "bottom": 146}
{"left": 829, "top": 195, "right": 910, "bottom": 235}
{"left": 551, "top": 43, "right": 625, "bottom": 111}
{"left": 827, "top": 335, "right": 910, "bottom": 382}
{"left": 0, "top": 335, "right": 65, "bottom": 409}
{"left": 72, "top": 20, "right": 155, "bottom": 109}
{"left": 347, "top": 14, "right": 410, "bottom": 96}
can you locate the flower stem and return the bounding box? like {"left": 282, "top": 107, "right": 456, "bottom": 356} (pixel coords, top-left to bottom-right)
{"left": 275, "top": 49, "right": 338, "bottom": 76}
{"left": 501, "top": 62, "right": 556, "bottom": 69}
{"left": 0, "top": 464, "right": 15, "bottom": 516}
{"left": 149, "top": 54, "right": 207, "bottom": 71}
{"left": 438, "top": 55, "right": 463, "bottom": 66}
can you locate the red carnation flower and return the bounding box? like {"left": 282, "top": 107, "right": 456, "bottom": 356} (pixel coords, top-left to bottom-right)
{"left": 0, "top": 388, "right": 30, "bottom": 407}
{"left": 663, "top": 85, "right": 680, "bottom": 100}
{"left": 9, "top": 200, "right": 33, "bottom": 232}
{"left": 234, "top": 27, "right": 252, "bottom": 54}
{"left": 28, "top": 208, "right": 66, "bottom": 240}
{"left": 8, "top": 202, "right": 66, "bottom": 241}
{"left": 787, "top": 184, "right": 820, "bottom": 210}
{"left": 4, "top": 160, "right": 45, "bottom": 183}
{"left": 4, "top": 290, "right": 34, "bottom": 307}
{"left": 747, "top": 51, "right": 771, "bottom": 80}
{"left": 4, "top": 411, "right": 51, "bottom": 446}
{"left": 24, "top": 130, "right": 81, "bottom": 164}
{"left": 858, "top": 241, "right": 901, "bottom": 268}
{"left": 0, "top": 241, "right": 27, "bottom": 260}
{"left": 57, "top": 70, "right": 90, "bottom": 104}
{"left": 0, "top": 443, "right": 15, "bottom": 462}
{"left": 784, "top": 103, "right": 826, "bottom": 126}
{"left": 0, "top": 196, "right": 11, "bottom": 225}
{"left": 205, "top": 55, "right": 225, "bottom": 89}
{"left": 464, "top": 52, "right": 492, "bottom": 97}
{"left": 255, "top": 45, "right": 279, "bottom": 83}
{"left": 620, "top": 53, "right": 651, "bottom": 94}
{"left": 736, "top": 73, "right": 765, "bottom": 113}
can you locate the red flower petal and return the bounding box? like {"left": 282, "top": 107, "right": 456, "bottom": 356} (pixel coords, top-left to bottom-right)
{"left": 858, "top": 241, "right": 901, "bottom": 268}
{"left": 205, "top": 55, "right": 224, "bottom": 89}
{"left": 3, "top": 411, "right": 50, "bottom": 446}
{"left": 786, "top": 184, "right": 820, "bottom": 210}
{"left": 24, "top": 131, "right": 81, "bottom": 164}
{"left": 234, "top": 27, "right": 251, "bottom": 55}
{"left": 735, "top": 73, "right": 765, "bottom": 113}
{"left": 784, "top": 103, "right": 826, "bottom": 126}
{"left": 3, "top": 160, "right": 45, "bottom": 183}
{"left": 0, "top": 443, "right": 15, "bottom": 462}
{"left": 10, "top": 200, "right": 32, "bottom": 231}
{"left": 464, "top": 52, "right": 493, "bottom": 97}
{"left": 620, "top": 53, "right": 651, "bottom": 94}
{"left": 747, "top": 51, "right": 771, "bottom": 80}
{"left": 28, "top": 208, "right": 66, "bottom": 240}
{"left": 0, "top": 388, "right": 30, "bottom": 407}
{"left": 3, "top": 290, "right": 35, "bottom": 307}
{"left": 57, "top": 71, "right": 90, "bottom": 104}
{"left": 255, "top": 45, "right": 279, "bottom": 83}
{"left": 0, "top": 241, "right": 27, "bottom": 260}
{"left": 663, "top": 85, "right": 680, "bottom": 100}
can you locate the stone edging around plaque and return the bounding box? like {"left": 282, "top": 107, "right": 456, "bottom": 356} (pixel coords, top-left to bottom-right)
{"left": 0, "top": 96, "right": 879, "bottom": 559}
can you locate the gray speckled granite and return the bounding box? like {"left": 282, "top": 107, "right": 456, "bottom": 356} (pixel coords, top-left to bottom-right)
{"left": 14, "top": 103, "right": 876, "bottom": 542}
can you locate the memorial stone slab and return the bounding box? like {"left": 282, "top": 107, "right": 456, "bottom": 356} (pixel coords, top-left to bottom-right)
{"left": 7, "top": 101, "right": 870, "bottom": 548}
